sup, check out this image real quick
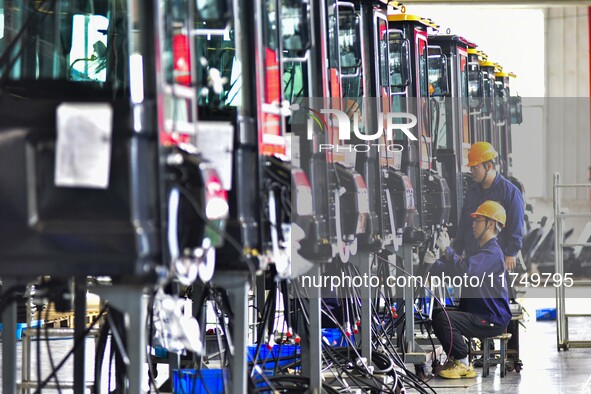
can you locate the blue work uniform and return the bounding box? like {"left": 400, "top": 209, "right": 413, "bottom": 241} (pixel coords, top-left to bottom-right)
{"left": 441, "top": 238, "right": 512, "bottom": 326}
{"left": 454, "top": 173, "right": 524, "bottom": 259}
{"left": 432, "top": 238, "right": 512, "bottom": 359}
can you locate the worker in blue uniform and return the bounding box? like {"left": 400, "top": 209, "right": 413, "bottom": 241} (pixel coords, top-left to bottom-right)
{"left": 425, "top": 200, "right": 512, "bottom": 379}
{"left": 454, "top": 141, "right": 524, "bottom": 270}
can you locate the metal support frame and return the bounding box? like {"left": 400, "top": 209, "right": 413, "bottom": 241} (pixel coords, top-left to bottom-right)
{"left": 351, "top": 252, "right": 373, "bottom": 366}
{"left": 300, "top": 265, "right": 322, "bottom": 391}
{"left": 255, "top": 275, "right": 266, "bottom": 343}
{"left": 211, "top": 271, "right": 250, "bottom": 394}
{"left": 2, "top": 278, "right": 18, "bottom": 394}
{"left": 19, "top": 328, "right": 100, "bottom": 394}
{"left": 402, "top": 245, "right": 415, "bottom": 353}
{"left": 168, "top": 281, "right": 182, "bottom": 384}
{"left": 395, "top": 244, "right": 420, "bottom": 354}
{"left": 74, "top": 278, "right": 87, "bottom": 394}
{"left": 389, "top": 244, "right": 434, "bottom": 364}
{"left": 93, "top": 284, "right": 148, "bottom": 394}
{"left": 553, "top": 172, "right": 591, "bottom": 350}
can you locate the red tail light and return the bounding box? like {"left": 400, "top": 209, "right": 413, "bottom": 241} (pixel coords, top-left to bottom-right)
{"left": 202, "top": 170, "right": 229, "bottom": 220}
{"left": 160, "top": 131, "right": 191, "bottom": 147}
{"left": 259, "top": 48, "right": 285, "bottom": 156}
{"left": 173, "top": 34, "right": 191, "bottom": 86}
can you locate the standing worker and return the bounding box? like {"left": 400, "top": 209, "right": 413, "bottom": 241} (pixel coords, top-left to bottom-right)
{"left": 426, "top": 201, "right": 512, "bottom": 379}
{"left": 455, "top": 142, "right": 524, "bottom": 271}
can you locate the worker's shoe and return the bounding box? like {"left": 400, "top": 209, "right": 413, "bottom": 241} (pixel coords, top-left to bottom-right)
{"left": 433, "top": 358, "right": 455, "bottom": 375}
{"left": 438, "top": 360, "right": 477, "bottom": 379}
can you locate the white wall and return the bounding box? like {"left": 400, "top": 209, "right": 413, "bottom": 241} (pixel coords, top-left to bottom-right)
{"left": 544, "top": 7, "right": 590, "bottom": 202}
{"left": 412, "top": 5, "right": 589, "bottom": 202}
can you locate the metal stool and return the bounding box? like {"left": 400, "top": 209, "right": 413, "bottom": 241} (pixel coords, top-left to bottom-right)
{"left": 482, "top": 333, "right": 512, "bottom": 377}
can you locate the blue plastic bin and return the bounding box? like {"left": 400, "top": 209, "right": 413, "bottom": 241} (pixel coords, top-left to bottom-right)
{"left": 321, "top": 328, "right": 355, "bottom": 346}
{"left": 0, "top": 320, "right": 43, "bottom": 340}
{"left": 252, "top": 369, "right": 274, "bottom": 390}
{"left": 247, "top": 344, "right": 300, "bottom": 369}
{"left": 173, "top": 369, "right": 225, "bottom": 394}
{"left": 536, "top": 308, "right": 557, "bottom": 321}
{"left": 151, "top": 346, "right": 168, "bottom": 358}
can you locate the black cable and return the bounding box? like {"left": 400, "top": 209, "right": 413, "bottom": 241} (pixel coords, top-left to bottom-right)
{"left": 252, "top": 374, "right": 309, "bottom": 393}
{"left": 320, "top": 266, "right": 435, "bottom": 394}
{"left": 105, "top": 312, "right": 131, "bottom": 368}
{"left": 369, "top": 327, "right": 432, "bottom": 394}
{"left": 321, "top": 385, "right": 341, "bottom": 394}
{"left": 45, "top": 302, "right": 62, "bottom": 394}
{"left": 324, "top": 349, "right": 395, "bottom": 394}
{"left": 281, "top": 280, "right": 292, "bottom": 339}
{"left": 146, "top": 290, "right": 161, "bottom": 394}
{"left": 93, "top": 308, "right": 111, "bottom": 394}
{"left": 367, "top": 260, "right": 444, "bottom": 394}
{"left": 319, "top": 300, "right": 396, "bottom": 394}
{"left": 357, "top": 260, "right": 437, "bottom": 394}
{"left": 251, "top": 284, "right": 276, "bottom": 368}
{"left": 33, "top": 306, "right": 108, "bottom": 394}
{"left": 377, "top": 253, "right": 455, "bottom": 363}
{"left": 212, "top": 289, "right": 234, "bottom": 370}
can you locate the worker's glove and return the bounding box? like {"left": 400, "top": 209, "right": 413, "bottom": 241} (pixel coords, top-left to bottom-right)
{"left": 436, "top": 230, "right": 451, "bottom": 251}
{"left": 412, "top": 252, "right": 420, "bottom": 265}
{"left": 423, "top": 250, "right": 437, "bottom": 265}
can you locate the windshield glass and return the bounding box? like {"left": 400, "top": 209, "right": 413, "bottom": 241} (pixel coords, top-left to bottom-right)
{"left": 193, "top": 16, "right": 240, "bottom": 109}
{"left": 0, "top": 0, "right": 127, "bottom": 94}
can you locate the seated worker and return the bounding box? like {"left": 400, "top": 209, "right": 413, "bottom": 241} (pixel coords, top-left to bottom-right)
{"left": 424, "top": 200, "right": 512, "bottom": 379}
{"left": 456, "top": 141, "right": 524, "bottom": 271}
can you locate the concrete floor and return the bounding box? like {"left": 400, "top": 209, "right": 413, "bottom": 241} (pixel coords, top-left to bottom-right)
{"left": 429, "top": 289, "right": 591, "bottom": 393}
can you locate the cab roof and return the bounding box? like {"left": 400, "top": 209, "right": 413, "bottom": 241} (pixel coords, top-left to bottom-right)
{"left": 495, "top": 71, "right": 517, "bottom": 78}
{"left": 428, "top": 34, "right": 476, "bottom": 48}
{"left": 480, "top": 60, "right": 498, "bottom": 68}
{"left": 388, "top": 13, "right": 439, "bottom": 29}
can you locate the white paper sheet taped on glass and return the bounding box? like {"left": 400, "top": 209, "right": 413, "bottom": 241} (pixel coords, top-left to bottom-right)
{"left": 195, "top": 121, "right": 234, "bottom": 190}
{"left": 55, "top": 103, "right": 113, "bottom": 189}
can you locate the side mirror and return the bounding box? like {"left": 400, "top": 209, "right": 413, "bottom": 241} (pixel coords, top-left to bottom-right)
{"left": 195, "top": 0, "right": 231, "bottom": 23}
{"left": 388, "top": 31, "right": 410, "bottom": 88}
{"left": 427, "top": 46, "right": 448, "bottom": 96}
{"left": 282, "top": 0, "right": 311, "bottom": 51}
{"left": 510, "top": 95, "right": 523, "bottom": 125}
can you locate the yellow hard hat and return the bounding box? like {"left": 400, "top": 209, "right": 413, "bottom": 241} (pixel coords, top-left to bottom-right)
{"left": 470, "top": 200, "right": 506, "bottom": 227}
{"left": 467, "top": 142, "right": 498, "bottom": 167}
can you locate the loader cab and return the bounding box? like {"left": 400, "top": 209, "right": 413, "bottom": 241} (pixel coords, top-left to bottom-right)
{"left": 495, "top": 69, "right": 525, "bottom": 196}
{"left": 388, "top": 13, "right": 450, "bottom": 236}
{"left": 427, "top": 34, "right": 474, "bottom": 235}
{"left": 467, "top": 48, "right": 485, "bottom": 143}
{"left": 282, "top": 0, "right": 335, "bottom": 263}
{"left": 479, "top": 57, "right": 499, "bottom": 149}
{"left": 493, "top": 67, "right": 512, "bottom": 177}
{"left": 0, "top": 0, "right": 231, "bottom": 278}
